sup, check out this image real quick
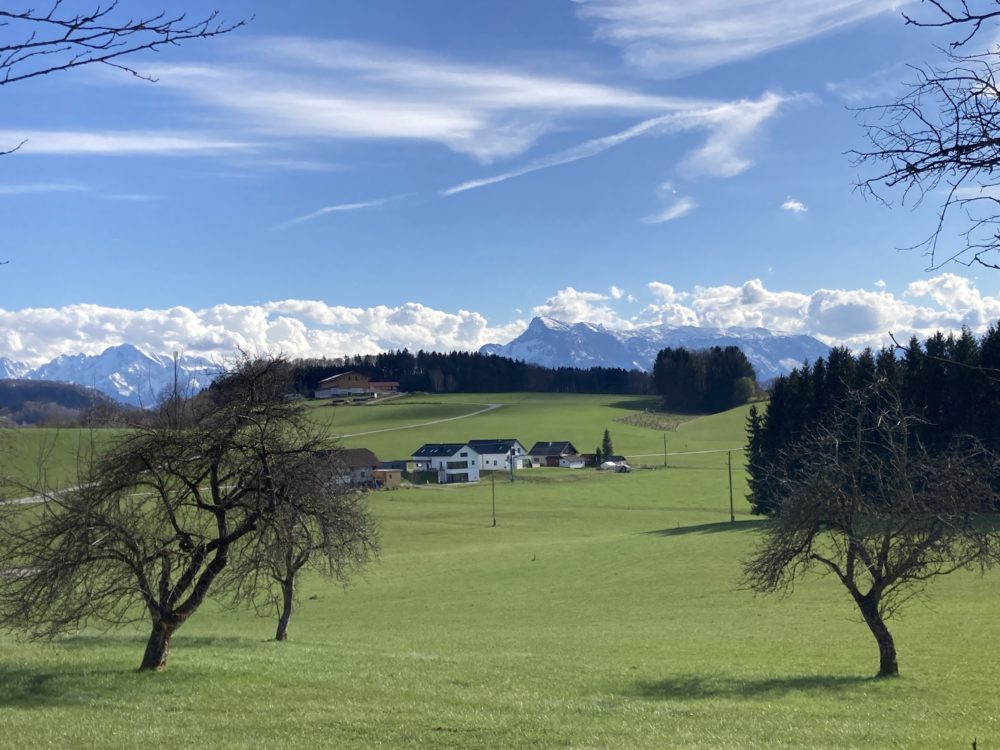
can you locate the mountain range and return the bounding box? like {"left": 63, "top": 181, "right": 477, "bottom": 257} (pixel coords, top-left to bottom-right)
{"left": 480, "top": 317, "right": 831, "bottom": 382}
{"left": 0, "top": 345, "right": 219, "bottom": 407}
{"left": 1, "top": 319, "right": 830, "bottom": 407}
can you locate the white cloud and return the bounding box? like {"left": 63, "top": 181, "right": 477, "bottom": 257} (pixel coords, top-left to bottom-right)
{"left": 0, "top": 301, "right": 526, "bottom": 367}
{"left": 531, "top": 287, "right": 633, "bottom": 328}
{"left": 643, "top": 195, "right": 696, "bottom": 223}
{"left": 0, "top": 130, "right": 254, "bottom": 156}
{"left": 825, "top": 64, "right": 908, "bottom": 103}
{"left": 443, "top": 92, "right": 790, "bottom": 196}
{"left": 781, "top": 197, "right": 808, "bottom": 213}
{"left": 5, "top": 274, "right": 995, "bottom": 367}
{"left": 0, "top": 183, "right": 87, "bottom": 195}
{"left": 637, "top": 273, "right": 1000, "bottom": 350}
{"left": 609, "top": 286, "right": 625, "bottom": 299}
{"left": 277, "top": 196, "right": 398, "bottom": 229}
{"left": 145, "top": 39, "right": 698, "bottom": 164}
{"left": 575, "top": 0, "right": 902, "bottom": 76}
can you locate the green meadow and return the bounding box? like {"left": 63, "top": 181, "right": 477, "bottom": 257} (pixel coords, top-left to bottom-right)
{"left": 1, "top": 395, "right": 999, "bottom": 748}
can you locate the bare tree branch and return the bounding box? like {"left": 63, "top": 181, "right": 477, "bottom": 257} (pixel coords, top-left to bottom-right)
{"left": 743, "top": 380, "right": 1000, "bottom": 677}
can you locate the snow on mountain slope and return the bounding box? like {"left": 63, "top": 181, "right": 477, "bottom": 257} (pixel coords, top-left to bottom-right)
{"left": 481, "top": 317, "right": 830, "bottom": 381}
{"left": 25, "top": 344, "right": 219, "bottom": 407}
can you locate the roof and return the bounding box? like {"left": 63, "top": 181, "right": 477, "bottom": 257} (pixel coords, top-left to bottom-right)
{"left": 467, "top": 439, "right": 523, "bottom": 454}
{"left": 528, "top": 441, "right": 578, "bottom": 456}
{"left": 412, "top": 443, "right": 479, "bottom": 458}
{"left": 328, "top": 448, "right": 380, "bottom": 468}
{"left": 318, "top": 371, "right": 369, "bottom": 387}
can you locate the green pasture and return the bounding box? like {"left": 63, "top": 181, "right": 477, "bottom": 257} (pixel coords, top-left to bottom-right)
{"left": 1, "top": 397, "right": 999, "bottom": 748}
{"left": 306, "top": 392, "right": 736, "bottom": 465}
{"left": 0, "top": 428, "right": 118, "bottom": 498}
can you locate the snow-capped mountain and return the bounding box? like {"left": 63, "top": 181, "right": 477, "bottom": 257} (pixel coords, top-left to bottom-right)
{"left": 23, "top": 344, "right": 219, "bottom": 407}
{"left": 480, "top": 316, "right": 831, "bottom": 381}
{"left": 0, "top": 357, "right": 30, "bottom": 379}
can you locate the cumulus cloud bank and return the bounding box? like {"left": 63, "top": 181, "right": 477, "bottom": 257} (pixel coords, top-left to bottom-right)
{"left": 534, "top": 274, "right": 1000, "bottom": 351}
{"left": 0, "top": 301, "right": 526, "bottom": 367}
{"left": 2, "top": 274, "right": 997, "bottom": 365}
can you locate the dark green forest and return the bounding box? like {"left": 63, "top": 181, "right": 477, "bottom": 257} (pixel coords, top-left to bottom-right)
{"left": 292, "top": 350, "right": 654, "bottom": 396}
{"left": 746, "top": 326, "right": 1000, "bottom": 515}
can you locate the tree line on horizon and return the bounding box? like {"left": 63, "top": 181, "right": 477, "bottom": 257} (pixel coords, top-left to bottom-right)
{"left": 292, "top": 350, "right": 655, "bottom": 396}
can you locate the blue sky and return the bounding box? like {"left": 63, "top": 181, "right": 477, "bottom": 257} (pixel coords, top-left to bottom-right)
{"left": 3, "top": 0, "right": 1000, "bottom": 364}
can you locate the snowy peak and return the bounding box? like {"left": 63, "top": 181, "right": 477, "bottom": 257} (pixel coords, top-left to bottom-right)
{"left": 23, "top": 346, "right": 220, "bottom": 407}
{"left": 0, "top": 357, "right": 30, "bottom": 379}
{"left": 481, "top": 317, "right": 830, "bottom": 381}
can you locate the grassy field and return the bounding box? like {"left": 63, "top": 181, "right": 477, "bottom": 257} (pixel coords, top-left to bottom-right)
{"left": 306, "top": 392, "right": 727, "bottom": 465}
{"left": 1, "top": 396, "right": 999, "bottom": 748}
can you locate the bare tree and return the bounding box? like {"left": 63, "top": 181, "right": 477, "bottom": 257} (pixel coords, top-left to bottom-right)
{"left": 226, "top": 452, "right": 379, "bottom": 642}
{"left": 0, "top": 2, "right": 248, "bottom": 88}
{"left": 854, "top": 1, "right": 1000, "bottom": 269}
{"left": 743, "top": 381, "right": 1000, "bottom": 677}
{"left": 0, "top": 356, "right": 376, "bottom": 671}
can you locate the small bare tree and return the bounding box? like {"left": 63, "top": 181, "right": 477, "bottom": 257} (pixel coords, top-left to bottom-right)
{"left": 226, "top": 453, "right": 379, "bottom": 642}
{"left": 0, "top": 2, "right": 247, "bottom": 88}
{"left": 743, "top": 381, "right": 1000, "bottom": 677}
{"left": 0, "top": 356, "right": 376, "bottom": 671}
{"left": 854, "top": 1, "right": 1000, "bottom": 269}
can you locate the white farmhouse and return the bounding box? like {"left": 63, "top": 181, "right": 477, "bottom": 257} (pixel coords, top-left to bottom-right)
{"left": 411, "top": 443, "right": 481, "bottom": 484}
{"left": 467, "top": 439, "right": 529, "bottom": 471}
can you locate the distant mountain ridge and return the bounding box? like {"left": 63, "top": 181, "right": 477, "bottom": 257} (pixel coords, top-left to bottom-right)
{"left": 480, "top": 316, "right": 831, "bottom": 381}
{"left": 2, "top": 344, "right": 219, "bottom": 407}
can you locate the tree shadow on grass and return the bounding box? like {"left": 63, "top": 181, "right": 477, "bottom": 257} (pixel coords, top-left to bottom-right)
{"left": 0, "top": 663, "right": 145, "bottom": 708}
{"left": 629, "top": 672, "right": 874, "bottom": 701}
{"left": 645, "top": 520, "right": 767, "bottom": 537}
{"left": 604, "top": 397, "right": 664, "bottom": 411}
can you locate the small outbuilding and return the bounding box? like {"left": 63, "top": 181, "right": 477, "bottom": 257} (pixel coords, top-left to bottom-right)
{"left": 528, "top": 441, "right": 582, "bottom": 468}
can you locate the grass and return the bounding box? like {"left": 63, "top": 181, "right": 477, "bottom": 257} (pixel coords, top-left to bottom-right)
{"left": 1, "top": 397, "right": 998, "bottom": 747}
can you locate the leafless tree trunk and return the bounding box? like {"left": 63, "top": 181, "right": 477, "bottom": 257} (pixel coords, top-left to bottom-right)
{"left": 743, "top": 381, "right": 1000, "bottom": 677}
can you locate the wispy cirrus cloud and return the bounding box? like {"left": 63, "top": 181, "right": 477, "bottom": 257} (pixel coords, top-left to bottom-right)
{"left": 276, "top": 195, "right": 402, "bottom": 229}
{"left": 0, "top": 130, "right": 254, "bottom": 156}
{"left": 575, "top": 0, "right": 903, "bottom": 76}
{"left": 442, "top": 91, "right": 791, "bottom": 196}
{"left": 145, "top": 37, "right": 698, "bottom": 164}
{"left": 0, "top": 182, "right": 86, "bottom": 195}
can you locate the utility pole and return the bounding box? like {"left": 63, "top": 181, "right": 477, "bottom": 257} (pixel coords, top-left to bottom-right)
{"left": 172, "top": 351, "right": 180, "bottom": 430}
{"left": 509, "top": 447, "right": 516, "bottom": 483}
{"left": 491, "top": 470, "right": 497, "bottom": 527}
{"left": 728, "top": 450, "right": 735, "bottom": 523}
{"left": 663, "top": 433, "right": 668, "bottom": 468}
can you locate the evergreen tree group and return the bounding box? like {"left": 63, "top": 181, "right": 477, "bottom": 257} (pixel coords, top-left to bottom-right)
{"left": 652, "top": 346, "right": 757, "bottom": 413}
{"left": 746, "top": 326, "right": 1000, "bottom": 515}
{"left": 292, "top": 350, "right": 654, "bottom": 396}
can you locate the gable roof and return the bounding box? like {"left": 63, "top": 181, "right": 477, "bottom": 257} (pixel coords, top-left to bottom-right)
{"left": 528, "top": 441, "right": 578, "bottom": 456}
{"left": 412, "top": 443, "right": 479, "bottom": 458}
{"left": 328, "top": 447, "right": 380, "bottom": 468}
{"left": 318, "top": 371, "right": 369, "bottom": 387}
{"left": 467, "top": 439, "right": 524, "bottom": 454}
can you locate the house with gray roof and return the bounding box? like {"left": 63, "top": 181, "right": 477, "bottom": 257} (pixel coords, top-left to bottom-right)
{"left": 411, "top": 443, "right": 480, "bottom": 483}
{"left": 467, "top": 439, "right": 529, "bottom": 470}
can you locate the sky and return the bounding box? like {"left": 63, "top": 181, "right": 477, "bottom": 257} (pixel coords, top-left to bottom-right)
{"left": 3, "top": 0, "right": 1000, "bottom": 366}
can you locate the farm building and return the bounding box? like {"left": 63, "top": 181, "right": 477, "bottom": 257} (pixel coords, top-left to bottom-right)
{"left": 372, "top": 468, "right": 402, "bottom": 489}
{"left": 325, "top": 447, "right": 380, "bottom": 487}
{"left": 315, "top": 371, "right": 371, "bottom": 398}
{"left": 467, "top": 439, "right": 529, "bottom": 470}
{"left": 528, "top": 441, "right": 583, "bottom": 468}
{"left": 411, "top": 443, "right": 481, "bottom": 484}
